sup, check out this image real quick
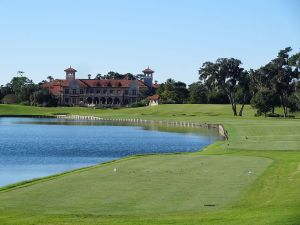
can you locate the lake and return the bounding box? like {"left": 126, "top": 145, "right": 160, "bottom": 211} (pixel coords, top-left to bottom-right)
{"left": 0, "top": 117, "right": 222, "bottom": 187}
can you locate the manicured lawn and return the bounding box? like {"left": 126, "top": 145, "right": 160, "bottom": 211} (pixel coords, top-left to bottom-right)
{"left": 0, "top": 104, "right": 299, "bottom": 225}
{"left": 0, "top": 155, "right": 271, "bottom": 215}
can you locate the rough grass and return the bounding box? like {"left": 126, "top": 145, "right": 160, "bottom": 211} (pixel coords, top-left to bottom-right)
{"left": 0, "top": 104, "right": 300, "bottom": 225}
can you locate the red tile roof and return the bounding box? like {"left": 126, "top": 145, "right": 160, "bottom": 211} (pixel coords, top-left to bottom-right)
{"left": 41, "top": 82, "right": 63, "bottom": 95}
{"left": 142, "top": 67, "right": 154, "bottom": 74}
{"left": 79, "top": 79, "right": 146, "bottom": 88}
{"left": 64, "top": 66, "right": 77, "bottom": 73}
{"left": 41, "top": 79, "right": 147, "bottom": 95}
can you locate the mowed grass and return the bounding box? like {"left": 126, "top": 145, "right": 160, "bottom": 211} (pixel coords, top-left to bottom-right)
{"left": 0, "top": 155, "right": 271, "bottom": 215}
{"left": 0, "top": 104, "right": 300, "bottom": 225}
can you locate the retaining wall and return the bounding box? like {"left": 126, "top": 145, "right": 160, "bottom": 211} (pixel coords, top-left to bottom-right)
{"left": 55, "top": 114, "right": 228, "bottom": 139}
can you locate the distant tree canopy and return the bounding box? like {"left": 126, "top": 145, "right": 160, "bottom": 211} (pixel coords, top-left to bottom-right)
{"left": 0, "top": 75, "right": 57, "bottom": 106}
{"left": 190, "top": 47, "right": 299, "bottom": 117}
{"left": 198, "top": 58, "right": 249, "bottom": 116}
{"left": 30, "top": 89, "right": 58, "bottom": 107}
{"left": 2, "top": 76, "right": 39, "bottom": 104}
{"left": 94, "top": 71, "right": 138, "bottom": 80}
{"left": 249, "top": 47, "right": 300, "bottom": 117}
{"left": 157, "top": 79, "right": 189, "bottom": 104}
{"left": 188, "top": 82, "right": 208, "bottom": 104}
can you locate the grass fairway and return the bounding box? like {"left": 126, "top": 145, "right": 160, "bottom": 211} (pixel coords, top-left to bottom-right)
{"left": 0, "top": 104, "right": 300, "bottom": 225}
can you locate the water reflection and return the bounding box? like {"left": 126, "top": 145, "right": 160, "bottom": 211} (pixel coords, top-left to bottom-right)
{"left": 0, "top": 117, "right": 222, "bottom": 187}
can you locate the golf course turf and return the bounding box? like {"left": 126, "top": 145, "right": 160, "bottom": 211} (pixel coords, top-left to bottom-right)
{"left": 0, "top": 104, "right": 299, "bottom": 225}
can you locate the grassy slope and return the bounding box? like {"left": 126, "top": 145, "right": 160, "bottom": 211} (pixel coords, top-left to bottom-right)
{"left": 0, "top": 104, "right": 299, "bottom": 225}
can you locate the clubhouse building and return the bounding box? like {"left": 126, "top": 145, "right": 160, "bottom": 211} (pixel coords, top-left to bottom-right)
{"left": 42, "top": 66, "right": 158, "bottom": 107}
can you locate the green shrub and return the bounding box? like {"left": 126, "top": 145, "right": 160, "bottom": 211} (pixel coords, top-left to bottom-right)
{"left": 2, "top": 94, "right": 18, "bottom": 104}
{"left": 131, "top": 99, "right": 149, "bottom": 108}
{"left": 20, "top": 101, "right": 30, "bottom": 106}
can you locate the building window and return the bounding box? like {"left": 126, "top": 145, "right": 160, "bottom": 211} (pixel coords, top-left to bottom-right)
{"left": 65, "top": 98, "right": 69, "bottom": 103}
{"left": 80, "top": 89, "right": 84, "bottom": 94}
{"left": 110, "top": 90, "right": 114, "bottom": 94}
{"left": 103, "top": 89, "right": 107, "bottom": 94}
{"left": 64, "top": 89, "right": 69, "bottom": 94}
{"left": 79, "top": 98, "right": 83, "bottom": 102}
{"left": 72, "top": 98, "right": 76, "bottom": 104}
{"left": 116, "top": 90, "right": 120, "bottom": 94}
{"left": 96, "top": 89, "right": 101, "bottom": 94}
{"left": 90, "top": 89, "right": 94, "bottom": 94}
{"left": 72, "top": 89, "right": 77, "bottom": 94}
{"left": 124, "top": 90, "right": 128, "bottom": 95}
{"left": 132, "top": 90, "right": 137, "bottom": 95}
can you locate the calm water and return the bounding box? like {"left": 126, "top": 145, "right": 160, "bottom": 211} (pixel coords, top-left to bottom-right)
{"left": 0, "top": 117, "right": 222, "bottom": 187}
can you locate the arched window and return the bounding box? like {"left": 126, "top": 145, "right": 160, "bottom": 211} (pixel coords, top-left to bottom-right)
{"left": 94, "top": 97, "right": 99, "bottom": 104}
{"left": 86, "top": 97, "right": 92, "bottom": 104}
{"left": 107, "top": 97, "right": 113, "bottom": 104}
{"left": 100, "top": 97, "right": 106, "bottom": 104}
{"left": 114, "top": 98, "right": 120, "bottom": 105}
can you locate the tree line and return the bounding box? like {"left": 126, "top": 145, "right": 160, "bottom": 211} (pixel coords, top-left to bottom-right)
{"left": 93, "top": 71, "right": 149, "bottom": 81}
{"left": 0, "top": 76, "right": 58, "bottom": 107}
{"left": 0, "top": 47, "right": 299, "bottom": 116}
{"left": 157, "top": 47, "right": 300, "bottom": 117}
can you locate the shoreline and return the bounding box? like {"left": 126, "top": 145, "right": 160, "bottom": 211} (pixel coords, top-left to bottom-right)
{"left": 0, "top": 116, "right": 226, "bottom": 191}
{"left": 0, "top": 114, "right": 228, "bottom": 139}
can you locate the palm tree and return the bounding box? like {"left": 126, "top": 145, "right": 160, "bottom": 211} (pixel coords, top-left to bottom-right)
{"left": 47, "top": 76, "right": 54, "bottom": 94}
{"left": 17, "top": 71, "right": 25, "bottom": 77}
{"left": 47, "top": 76, "right": 54, "bottom": 82}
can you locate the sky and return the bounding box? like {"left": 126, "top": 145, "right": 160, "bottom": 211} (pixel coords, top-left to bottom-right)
{"left": 0, "top": 0, "right": 299, "bottom": 85}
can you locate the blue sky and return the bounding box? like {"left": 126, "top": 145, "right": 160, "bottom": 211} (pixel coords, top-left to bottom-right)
{"left": 0, "top": 0, "right": 299, "bottom": 85}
